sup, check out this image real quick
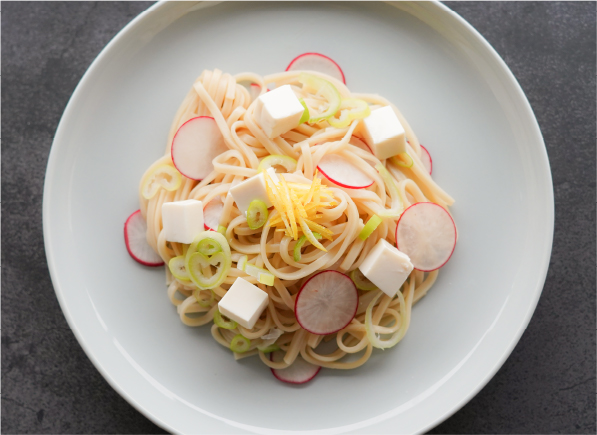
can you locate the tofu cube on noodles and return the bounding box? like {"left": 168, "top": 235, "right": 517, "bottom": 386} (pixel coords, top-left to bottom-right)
{"left": 360, "top": 106, "right": 407, "bottom": 160}
{"left": 359, "top": 238, "right": 414, "bottom": 297}
{"left": 255, "top": 85, "right": 304, "bottom": 138}
{"left": 218, "top": 277, "right": 269, "bottom": 329}
{"left": 161, "top": 199, "right": 204, "bottom": 244}
{"left": 230, "top": 168, "right": 279, "bottom": 215}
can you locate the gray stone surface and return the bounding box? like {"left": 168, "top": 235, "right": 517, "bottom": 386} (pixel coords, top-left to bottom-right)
{"left": 2, "top": 1, "right": 595, "bottom": 434}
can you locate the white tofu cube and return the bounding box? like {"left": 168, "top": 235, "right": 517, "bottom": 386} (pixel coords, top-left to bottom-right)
{"left": 161, "top": 199, "right": 204, "bottom": 244}
{"left": 218, "top": 277, "right": 269, "bottom": 329}
{"left": 229, "top": 168, "right": 279, "bottom": 215}
{"left": 359, "top": 238, "right": 413, "bottom": 297}
{"left": 360, "top": 106, "right": 407, "bottom": 160}
{"left": 255, "top": 85, "right": 304, "bottom": 138}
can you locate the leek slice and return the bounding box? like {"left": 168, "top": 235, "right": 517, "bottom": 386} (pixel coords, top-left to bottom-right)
{"left": 197, "top": 238, "right": 222, "bottom": 256}
{"left": 230, "top": 334, "right": 251, "bottom": 353}
{"left": 245, "top": 263, "right": 275, "bottom": 286}
{"left": 237, "top": 255, "right": 248, "bottom": 271}
{"left": 247, "top": 200, "right": 269, "bottom": 230}
{"left": 350, "top": 268, "right": 377, "bottom": 291}
{"left": 298, "top": 73, "right": 342, "bottom": 123}
{"left": 298, "top": 98, "right": 310, "bottom": 124}
{"left": 257, "top": 155, "right": 298, "bottom": 173}
{"left": 293, "top": 232, "right": 322, "bottom": 262}
{"left": 328, "top": 98, "right": 371, "bottom": 128}
{"left": 188, "top": 252, "right": 229, "bottom": 289}
{"left": 393, "top": 152, "right": 414, "bottom": 168}
{"left": 141, "top": 164, "right": 182, "bottom": 199}
{"left": 257, "top": 344, "right": 280, "bottom": 353}
{"left": 185, "top": 232, "right": 231, "bottom": 290}
{"left": 214, "top": 310, "right": 237, "bottom": 329}
{"left": 358, "top": 215, "right": 382, "bottom": 240}
{"left": 168, "top": 255, "right": 190, "bottom": 282}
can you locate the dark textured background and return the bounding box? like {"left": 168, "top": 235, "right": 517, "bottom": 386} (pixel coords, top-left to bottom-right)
{"left": 2, "top": 2, "right": 595, "bottom": 434}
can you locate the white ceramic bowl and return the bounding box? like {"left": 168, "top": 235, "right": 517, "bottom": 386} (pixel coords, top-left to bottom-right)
{"left": 43, "top": 2, "right": 553, "bottom": 433}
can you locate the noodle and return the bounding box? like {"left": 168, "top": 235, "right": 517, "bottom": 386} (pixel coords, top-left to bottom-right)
{"left": 138, "top": 68, "right": 454, "bottom": 371}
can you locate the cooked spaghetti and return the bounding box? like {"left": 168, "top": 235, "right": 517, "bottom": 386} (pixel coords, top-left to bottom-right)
{"left": 137, "top": 68, "right": 455, "bottom": 372}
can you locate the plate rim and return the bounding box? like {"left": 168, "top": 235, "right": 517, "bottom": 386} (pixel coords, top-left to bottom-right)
{"left": 42, "top": 1, "right": 554, "bottom": 433}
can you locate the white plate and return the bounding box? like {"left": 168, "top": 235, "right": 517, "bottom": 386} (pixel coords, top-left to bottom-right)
{"left": 43, "top": 2, "right": 553, "bottom": 433}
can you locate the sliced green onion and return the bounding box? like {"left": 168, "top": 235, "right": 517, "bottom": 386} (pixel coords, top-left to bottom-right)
{"left": 185, "top": 232, "right": 232, "bottom": 290}
{"left": 141, "top": 164, "right": 182, "bottom": 200}
{"left": 247, "top": 200, "right": 269, "bottom": 230}
{"left": 245, "top": 263, "right": 275, "bottom": 286}
{"left": 375, "top": 163, "right": 404, "bottom": 218}
{"left": 214, "top": 310, "right": 238, "bottom": 329}
{"left": 328, "top": 98, "right": 371, "bottom": 128}
{"left": 350, "top": 268, "right": 377, "bottom": 291}
{"left": 217, "top": 225, "right": 227, "bottom": 236}
{"left": 257, "top": 344, "right": 280, "bottom": 353}
{"left": 358, "top": 215, "right": 382, "bottom": 240}
{"left": 197, "top": 237, "right": 222, "bottom": 256}
{"left": 193, "top": 288, "right": 215, "bottom": 307}
{"left": 298, "top": 98, "right": 310, "bottom": 124}
{"left": 188, "top": 251, "right": 230, "bottom": 289}
{"left": 298, "top": 73, "right": 342, "bottom": 123}
{"left": 258, "top": 271, "right": 275, "bottom": 286}
{"left": 186, "top": 231, "right": 223, "bottom": 260}
{"left": 168, "top": 255, "right": 190, "bottom": 281}
{"left": 237, "top": 255, "right": 248, "bottom": 271}
{"left": 257, "top": 155, "right": 297, "bottom": 173}
{"left": 293, "top": 232, "right": 322, "bottom": 262}
{"left": 393, "top": 152, "right": 413, "bottom": 168}
{"left": 230, "top": 334, "right": 251, "bottom": 353}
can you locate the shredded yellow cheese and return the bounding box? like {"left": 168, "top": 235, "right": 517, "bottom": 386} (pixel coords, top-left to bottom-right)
{"left": 264, "top": 171, "right": 335, "bottom": 251}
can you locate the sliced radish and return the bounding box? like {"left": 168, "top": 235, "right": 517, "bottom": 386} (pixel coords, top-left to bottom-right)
{"left": 171, "top": 116, "right": 228, "bottom": 180}
{"left": 286, "top": 53, "right": 345, "bottom": 84}
{"left": 249, "top": 83, "right": 261, "bottom": 102}
{"left": 295, "top": 270, "right": 358, "bottom": 335}
{"left": 124, "top": 210, "right": 164, "bottom": 267}
{"left": 270, "top": 351, "right": 321, "bottom": 384}
{"left": 317, "top": 154, "right": 374, "bottom": 189}
{"left": 239, "top": 82, "right": 263, "bottom": 102}
{"left": 395, "top": 202, "right": 456, "bottom": 272}
{"left": 203, "top": 198, "right": 224, "bottom": 231}
{"left": 420, "top": 145, "right": 432, "bottom": 174}
{"left": 349, "top": 136, "right": 372, "bottom": 153}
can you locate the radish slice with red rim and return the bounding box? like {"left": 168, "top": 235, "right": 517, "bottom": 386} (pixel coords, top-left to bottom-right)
{"left": 249, "top": 83, "right": 261, "bottom": 102}
{"left": 420, "top": 145, "right": 432, "bottom": 174}
{"left": 203, "top": 198, "right": 224, "bottom": 231}
{"left": 395, "top": 202, "right": 456, "bottom": 271}
{"left": 124, "top": 210, "right": 164, "bottom": 267}
{"left": 317, "top": 154, "right": 374, "bottom": 189}
{"left": 295, "top": 270, "right": 358, "bottom": 335}
{"left": 171, "top": 116, "right": 228, "bottom": 181}
{"left": 286, "top": 53, "right": 345, "bottom": 84}
{"left": 239, "top": 82, "right": 263, "bottom": 102}
{"left": 270, "top": 351, "right": 321, "bottom": 384}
